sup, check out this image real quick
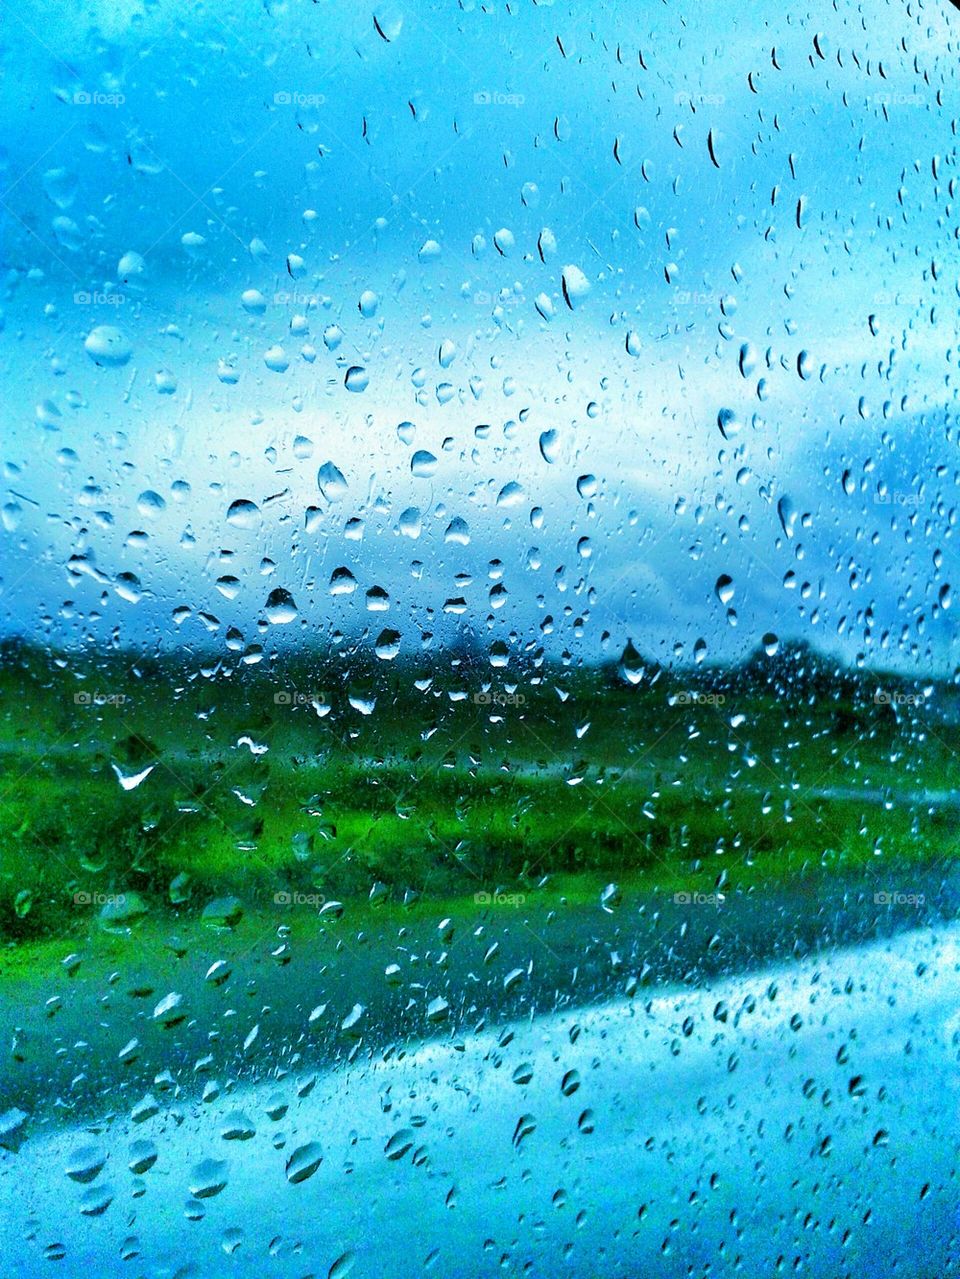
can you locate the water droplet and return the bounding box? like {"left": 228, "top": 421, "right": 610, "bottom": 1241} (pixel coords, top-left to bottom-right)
{"left": 128, "top": 1140, "right": 157, "bottom": 1175}
{"left": 201, "top": 896, "right": 244, "bottom": 929}
{"left": 373, "top": 9, "right": 403, "bottom": 41}
{"left": 84, "top": 325, "right": 132, "bottom": 367}
{"left": 411, "top": 450, "right": 437, "bottom": 478}
{"left": 497, "top": 481, "right": 525, "bottom": 508}
{"left": 315, "top": 461, "right": 348, "bottom": 502}
{"left": 328, "top": 1251, "right": 357, "bottom": 1279}
{"left": 561, "top": 265, "right": 590, "bottom": 309}
{"left": 513, "top": 1114, "right": 536, "bottom": 1150}
{"left": 561, "top": 1070, "right": 581, "bottom": 1096}
{"left": 264, "top": 344, "right": 289, "bottom": 373}
{"left": 777, "top": 496, "right": 797, "bottom": 539}
{"left": 445, "top": 517, "right": 470, "bottom": 545}
{"left": 619, "top": 640, "right": 644, "bottom": 685}
{"left": 220, "top": 1111, "right": 256, "bottom": 1142}
{"left": 79, "top": 1184, "right": 114, "bottom": 1216}
{"left": 427, "top": 996, "right": 449, "bottom": 1022}
{"left": 265, "top": 588, "right": 298, "bottom": 624}
{"left": 384, "top": 1129, "right": 415, "bottom": 1161}
{"left": 226, "top": 499, "right": 260, "bottom": 530}
{"left": 117, "top": 250, "right": 144, "bottom": 281}
{"left": 206, "top": 959, "right": 232, "bottom": 985}
{"left": 539, "top": 430, "right": 559, "bottom": 463}
{"left": 152, "top": 992, "right": 185, "bottom": 1027}
{"left": 493, "top": 227, "right": 515, "bottom": 256}
{"left": 0, "top": 1108, "right": 29, "bottom": 1153}
{"left": 600, "top": 882, "right": 621, "bottom": 912}
{"left": 65, "top": 1144, "right": 107, "bottom": 1184}
{"left": 717, "top": 408, "right": 741, "bottom": 440}
{"left": 341, "top": 1003, "right": 366, "bottom": 1036}
{"left": 375, "top": 629, "right": 401, "bottom": 660}
{"left": 345, "top": 366, "right": 368, "bottom": 392}
{"left": 707, "top": 128, "right": 721, "bottom": 168}
{"left": 330, "top": 567, "right": 357, "bottom": 596}
{"left": 111, "top": 763, "right": 156, "bottom": 792}
{"left": 189, "top": 1158, "right": 229, "bottom": 1199}
{"left": 43, "top": 166, "right": 77, "bottom": 209}
{"left": 241, "top": 289, "right": 266, "bottom": 314}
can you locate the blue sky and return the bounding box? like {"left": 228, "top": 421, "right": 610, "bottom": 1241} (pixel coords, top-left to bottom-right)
{"left": 1, "top": 0, "right": 958, "bottom": 671}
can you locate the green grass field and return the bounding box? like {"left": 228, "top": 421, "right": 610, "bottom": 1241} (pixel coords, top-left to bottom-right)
{"left": 1, "top": 637, "right": 956, "bottom": 957}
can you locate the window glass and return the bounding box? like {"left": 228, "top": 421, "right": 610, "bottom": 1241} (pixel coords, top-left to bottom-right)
{"left": 1, "top": 2, "right": 958, "bottom": 1276}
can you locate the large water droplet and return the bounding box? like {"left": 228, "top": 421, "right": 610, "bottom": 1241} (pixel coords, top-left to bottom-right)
{"left": 375, "top": 629, "right": 401, "bottom": 660}
{"left": 189, "top": 1158, "right": 229, "bottom": 1199}
{"left": 65, "top": 1144, "right": 107, "bottom": 1184}
{"left": 345, "top": 366, "right": 368, "bottom": 392}
{"left": 265, "top": 588, "right": 298, "bottom": 624}
{"left": 226, "top": 499, "right": 260, "bottom": 529}
{"left": 384, "top": 1129, "right": 415, "bottom": 1161}
{"left": 317, "top": 461, "right": 348, "bottom": 501}
{"left": 561, "top": 264, "right": 590, "bottom": 309}
{"left": 411, "top": 450, "right": 437, "bottom": 478}
{"left": 619, "top": 640, "right": 644, "bottom": 685}
{"left": 84, "top": 325, "right": 132, "bottom": 367}
{"left": 717, "top": 408, "right": 741, "bottom": 440}
{"left": 777, "top": 496, "right": 797, "bottom": 538}
{"left": 539, "top": 430, "right": 559, "bottom": 463}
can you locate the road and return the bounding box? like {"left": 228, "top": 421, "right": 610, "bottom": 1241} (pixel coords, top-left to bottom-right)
{"left": 3, "top": 922, "right": 959, "bottom": 1278}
